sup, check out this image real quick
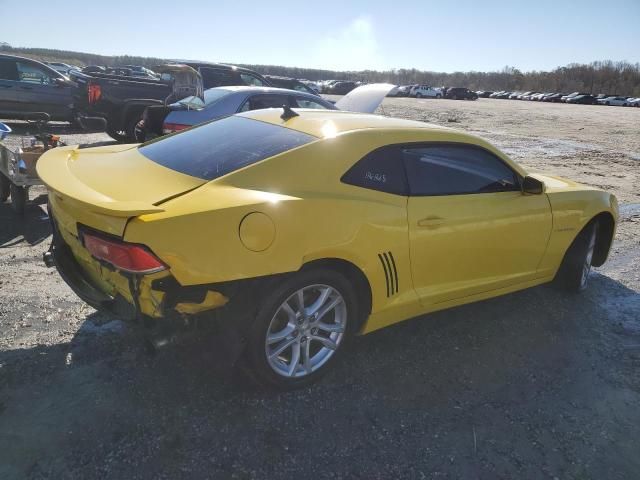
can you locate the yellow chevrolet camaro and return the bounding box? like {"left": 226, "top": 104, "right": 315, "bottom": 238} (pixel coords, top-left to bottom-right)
{"left": 38, "top": 108, "right": 618, "bottom": 388}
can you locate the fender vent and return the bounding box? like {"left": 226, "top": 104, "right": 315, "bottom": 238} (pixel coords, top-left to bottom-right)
{"left": 378, "top": 251, "right": 399, "bottom": 297}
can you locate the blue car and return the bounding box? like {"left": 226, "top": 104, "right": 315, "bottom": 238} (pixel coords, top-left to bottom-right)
{"left": 141, "top": 86, "right": 337, "bottom": 138}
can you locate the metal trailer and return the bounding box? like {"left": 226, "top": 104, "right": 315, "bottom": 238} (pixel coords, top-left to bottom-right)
{"left": 0, "top": 118, "right": 64, "bottom": 215}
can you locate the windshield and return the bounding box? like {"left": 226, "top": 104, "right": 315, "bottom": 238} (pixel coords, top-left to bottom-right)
{"left": 138, "top": 116, "right": 316, "bottom": 180}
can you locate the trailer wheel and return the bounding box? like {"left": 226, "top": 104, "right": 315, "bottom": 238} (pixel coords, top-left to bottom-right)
{"left": 10, "top": 184, "right": 27, "bottom": 215}
{"left": 0, "top": 173, "right": 9, "bottom": 202}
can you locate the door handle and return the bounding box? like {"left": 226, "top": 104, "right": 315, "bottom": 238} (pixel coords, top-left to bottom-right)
{"left": 418, "top": 216, "right": 446, "bottom": 228}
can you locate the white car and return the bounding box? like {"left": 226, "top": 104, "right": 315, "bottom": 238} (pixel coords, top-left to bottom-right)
{"left": 627, "top": 97, "right": 640, "bottom": 107}
{"left": 409, "top": 85, "right": 442, "bottom": 98}
{"left": 597, "top": 96, "right": 630, "bottom": 106}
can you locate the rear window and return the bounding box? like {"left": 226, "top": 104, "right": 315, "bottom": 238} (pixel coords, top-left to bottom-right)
{"left": 138, "top": 116, "right": 316, "bottom": 180}
{"left": 203, "top": 88, "right": 232, "bottom": 105}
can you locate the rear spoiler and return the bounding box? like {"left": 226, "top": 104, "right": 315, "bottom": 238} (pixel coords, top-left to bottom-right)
{"left": 36, "top": 146, "right": 165, "bottom": 217}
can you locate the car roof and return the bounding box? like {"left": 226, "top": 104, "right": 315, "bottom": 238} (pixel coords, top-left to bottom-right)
{"left": 237, "top": 109, "right": 453, "bottom": 138}
{"left": 214, "top": 85, "right": 309, "bottom": 94}
{"left": 209, "top": 86, "right": 327, "bottom": 102}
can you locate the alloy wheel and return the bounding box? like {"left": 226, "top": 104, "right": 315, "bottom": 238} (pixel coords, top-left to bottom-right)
{"left": 265, "top": 284, "right": 347, "bottom": 378}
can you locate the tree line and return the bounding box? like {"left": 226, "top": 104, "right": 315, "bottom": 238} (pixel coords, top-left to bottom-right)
{"left": 2, "top": 45, "right": 639, "bottom": 96}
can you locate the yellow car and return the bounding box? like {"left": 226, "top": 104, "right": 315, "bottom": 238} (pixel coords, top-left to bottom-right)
{"left": 37, "top": 108, "right": 618, "bottom": 389}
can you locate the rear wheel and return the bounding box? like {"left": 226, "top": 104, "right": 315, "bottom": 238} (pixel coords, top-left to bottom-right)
{"left": 106, "top": 113, "right": 143, "bottom": 143}
{"left": 105, "top": 123, "right": 129, "bottom": 142}
{"left": 553, "top": 222, "right": 597, "bottom": 292}
{"left": 0, "top": 173, "right": 9, "bottom": 202}
{"left": 435, "top": 94, "right": 442, "bottom": 99}
{"left": 246, "top": 268, "right": 357, "bottom": 389}
{"left": 415, "top": 93, "right": 423, "bottom": 98}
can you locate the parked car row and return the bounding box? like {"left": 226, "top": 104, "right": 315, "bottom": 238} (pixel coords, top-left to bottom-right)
{"left": 387, "top": 85, "right": 478, "bottom": 100}
{"left": 485, "top": 90, "right": 640, "bottom": 106}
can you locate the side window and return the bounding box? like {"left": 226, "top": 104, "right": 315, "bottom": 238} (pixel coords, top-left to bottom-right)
{"left": 16, "top": 62, "right": 52, "bottom": 85}
{"left": 292, "top": 97, "right": 329, "bottom": 109}
{"left": 0, "top": 59, "right": 19, "bottom": 81}
{"left": 200, "top": 68, "right": 237, "bottom": 88}
{"left": 403, "top": 144, "right": 520, "bottom": 196}
{"left": 240, "top": 73, "right": 266, "bottom": 86}
{"left": 240, "top": 94, "right": 289, "bottom": 112}
{"left": 341, "top": 146, "right": 408, "bottom": 195}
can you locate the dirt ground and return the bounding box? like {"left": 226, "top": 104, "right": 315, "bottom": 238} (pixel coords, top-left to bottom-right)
{"left": 0, "top": 98, "right": 639, "bottom": 480}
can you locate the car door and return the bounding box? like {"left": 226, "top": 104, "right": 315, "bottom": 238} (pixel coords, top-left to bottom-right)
{"left": 0, "top": 57, "right": 21, "bottom": 114}
{"left": 15, "top": 60, "right": 72, "bottom": 118}
{"left": 404, "top": 143, "right": 552, "bottom": 306}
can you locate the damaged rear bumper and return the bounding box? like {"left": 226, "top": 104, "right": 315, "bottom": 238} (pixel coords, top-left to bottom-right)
{"left": 45, "top": 213, "right": 230, "bottom": 330}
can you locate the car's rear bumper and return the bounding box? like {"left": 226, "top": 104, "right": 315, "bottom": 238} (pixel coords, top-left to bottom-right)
{"left": 45, "top": 214, "right": 137, "bottom": 320}
{"left": 45, "top": 210, "right": 231, "bottom": 324}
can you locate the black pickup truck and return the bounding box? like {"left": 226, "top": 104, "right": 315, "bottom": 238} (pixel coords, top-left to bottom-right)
{"left": 70, "top": 62, "right": 271, "bottom": 142}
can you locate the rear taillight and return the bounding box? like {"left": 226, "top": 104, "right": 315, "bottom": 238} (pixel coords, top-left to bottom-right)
{"left": 81, "top": 231, "right": 167, "bottom": 274}
{"left": 88, "top": 82, "right": 101, "bottom": 104}
{"left": 162, "top": 123, "right": 189, "bottom": 134}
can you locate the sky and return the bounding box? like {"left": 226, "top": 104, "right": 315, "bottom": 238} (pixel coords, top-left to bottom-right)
{"left": 1, "top": 0, "right": 639, "bottom": 72}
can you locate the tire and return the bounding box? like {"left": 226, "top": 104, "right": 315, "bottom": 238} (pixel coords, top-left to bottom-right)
{"left": 106, "top": 113, "right": 143, "bottom": 143}
{"left": 436, "top": 94, "right": 441, "bottom": 99}
{"left": 553, "top": 222, "right": 597, "bottom": 292}
{"left": 0, "top": 173, "right": 9, "bottom": 202}
{"left": 246, "top": 268, "right": 358, "bottom": 390}
{"left": 416, "top": 93, "right": 422, "bottom": 98}
{"left": 105, "top": 123, "right": 129, "bottom": 142}
{"left": 452, "top": 95, "right": 458, "bottom": 100}
{"left": 10, "top": 183, "right": 27, "bottom": 216}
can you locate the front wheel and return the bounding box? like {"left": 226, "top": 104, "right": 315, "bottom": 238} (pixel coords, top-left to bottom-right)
{"left": 246, "top": 268, "right": 357, "bottom": 389}
{"left": 553, "top": 222, "right": 597, "bottom": 292}
{"left": 415, "top": 93, "right": 422, "bottom": 98}
{"left": 435, "top": 94, "right": 441, "bottom": 99}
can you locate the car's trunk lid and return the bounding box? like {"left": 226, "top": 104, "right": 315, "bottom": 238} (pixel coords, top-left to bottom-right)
{"left": 37, "top": 143, "right": 206, "bottom": 236}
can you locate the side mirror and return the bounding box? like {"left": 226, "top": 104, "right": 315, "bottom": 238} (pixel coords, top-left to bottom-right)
{"left": 522, "top": 175, "right": 545, "bottom": 194}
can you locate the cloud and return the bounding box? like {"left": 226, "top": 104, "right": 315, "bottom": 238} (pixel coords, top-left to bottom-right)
{"left": 312, "top": 16, "right": 381, "bottom": 71}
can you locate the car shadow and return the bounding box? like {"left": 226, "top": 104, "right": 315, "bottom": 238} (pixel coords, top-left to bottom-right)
{"left": 0, "top": 199, "right": 51, "bottom": 248}
{"left": 1, "top": 271, "right": 639, "bottom": 478}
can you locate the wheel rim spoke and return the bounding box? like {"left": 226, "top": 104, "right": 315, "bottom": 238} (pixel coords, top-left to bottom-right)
{"left": 281, "top": 302, "right": 297, "bottom": 322}
{"left": 315, "top": 296, "right": 343, "bottom": 323}
{"left": 302, "top": 341, "right": 312, "bottom": 374}
{"left": 315, "top": 321, "right": 345, "bottom": 333}
{"left": 287, "top": 341, "right": 301, "bottom": 376}
{"left": 266, "top": 323, "right": 296, "bottom": 344}
{"left": 269, "top": 337, "right": 297, "bottom": 359}
{"left": 295, "top": 289, "right": 306, "bottom": 312}
{"left": 311, "top": 335, "right": 338, "bottom": 351}
{"left": 306, "top": 287, "right": 332, "bottom": 315}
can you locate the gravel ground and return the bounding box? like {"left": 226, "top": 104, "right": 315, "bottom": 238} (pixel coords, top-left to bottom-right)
{"left": 1, "top": 98, "right": 639, "bottom": 480}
